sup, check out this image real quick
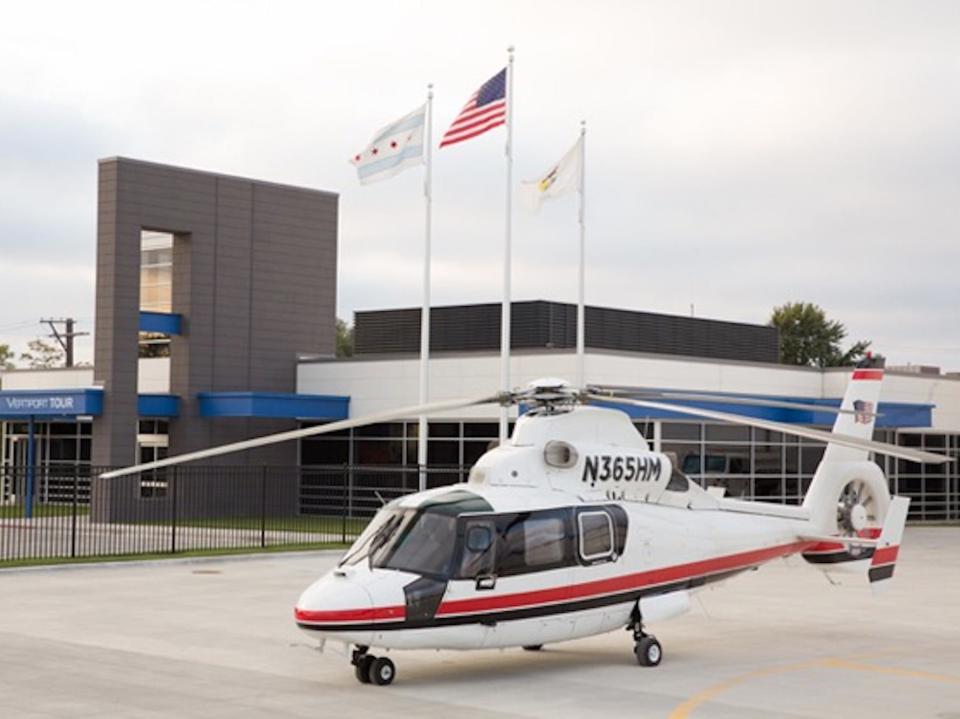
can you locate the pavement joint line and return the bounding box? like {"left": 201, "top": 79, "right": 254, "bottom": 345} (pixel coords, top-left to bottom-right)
{"left": 0, "top": 548, "right": 345, "bottom": 574}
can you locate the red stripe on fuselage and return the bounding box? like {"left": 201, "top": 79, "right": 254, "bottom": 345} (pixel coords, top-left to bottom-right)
{"left": 294, "top": 541, "right": 813, "bottom": 625}
{"left": 295, "top": 604, "right": 405, "bottom": 624}
{"left": 851, "top": 369, "right": 884, "bottom": 381}
{"left": 435, "top": 541, "right": 810, "bottom": 616}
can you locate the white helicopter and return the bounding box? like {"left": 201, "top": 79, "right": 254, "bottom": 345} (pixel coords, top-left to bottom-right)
{"left": 104, "top": 359, "right": 950, "bottom": 686}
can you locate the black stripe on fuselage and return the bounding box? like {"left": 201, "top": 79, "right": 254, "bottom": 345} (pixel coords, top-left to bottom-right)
{"left": 296, "top": 567, "right": 748, "bottom": 634}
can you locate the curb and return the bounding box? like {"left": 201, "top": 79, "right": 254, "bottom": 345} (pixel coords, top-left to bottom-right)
{"left": 0, "top": 548, "right": 345, "bottom": 574}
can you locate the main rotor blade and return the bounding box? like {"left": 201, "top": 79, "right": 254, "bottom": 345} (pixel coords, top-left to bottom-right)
{"left": 591, "top": 386, "right": 874, "bottom": 418}
{"left": 586, "top": 393, "right": 951, "bottom": 465}
{"left": 100, "top": 394, "right": 503, "bottom": 479}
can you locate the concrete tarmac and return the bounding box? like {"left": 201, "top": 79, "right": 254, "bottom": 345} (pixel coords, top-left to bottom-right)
{"left": 1, "top": 528, "right": 959, "bottom": 718}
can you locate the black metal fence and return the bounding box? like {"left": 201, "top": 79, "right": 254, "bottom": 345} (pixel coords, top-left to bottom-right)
{"left": 0, "top": 464, "right": 467, "bottom": 566}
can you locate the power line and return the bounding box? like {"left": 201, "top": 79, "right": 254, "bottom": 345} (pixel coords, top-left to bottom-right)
{"left": 40, "top": 318, "right": 89, "bottom": 368}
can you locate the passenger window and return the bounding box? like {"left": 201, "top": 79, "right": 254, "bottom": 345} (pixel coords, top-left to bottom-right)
{"left": 523, "top": 517, "right": 566, "bottom": 566}
{"left": 578, "top": 511, "right": 614, "bottom": 562}
{"left": 458, "top": 519, "right": 496, "bottom": 578}
{"left": 496, "top": 510, "right": 572, "bottom": 577}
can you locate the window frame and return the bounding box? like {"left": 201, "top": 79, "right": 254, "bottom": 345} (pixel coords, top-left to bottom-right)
{"left": 577, "top": 510, "right": 615, "bottom": 563}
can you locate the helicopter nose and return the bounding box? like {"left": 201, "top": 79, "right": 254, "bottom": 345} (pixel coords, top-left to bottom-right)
{"left": 294, "top": 569, "right": 375, "bottom": 628}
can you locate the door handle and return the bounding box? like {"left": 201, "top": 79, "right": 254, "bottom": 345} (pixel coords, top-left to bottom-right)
{"left": 475, "top": 575, "right": 497, "bottom": 591}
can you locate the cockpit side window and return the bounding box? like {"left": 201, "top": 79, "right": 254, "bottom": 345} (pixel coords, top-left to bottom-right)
{"left": 457, "top": 518, "right": 496, "bottom": 578}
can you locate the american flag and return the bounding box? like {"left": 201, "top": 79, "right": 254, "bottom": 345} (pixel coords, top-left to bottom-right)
{"left": 439, "top": 68, "right": 507, "bottom": 148}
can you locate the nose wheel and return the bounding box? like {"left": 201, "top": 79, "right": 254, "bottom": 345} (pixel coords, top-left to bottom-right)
{"left": 628, "top": 605, "right": 663, "bottom": 667}
{"left": 351, "top": 646, "right": 396, "bottom": 686}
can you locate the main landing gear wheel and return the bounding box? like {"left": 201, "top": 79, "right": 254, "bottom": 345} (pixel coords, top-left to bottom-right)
{"left": 628, "top": 604, "right": 662, "bottom": 668}
{"left": 354, "top": 655, "right": 374, "bottom": 684}
{"left": 368, "top": 656, "right": 396, "bottom": 686}
{"left": 635, "top": 636, "right": 662, "bottom": 667}
{"left": 522, "top": 644, "right": 544, "bottom": 652}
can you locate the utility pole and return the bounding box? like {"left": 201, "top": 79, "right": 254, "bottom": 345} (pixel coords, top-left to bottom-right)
{"left": 40, "top": 318, "right": 89, "bottom": 368}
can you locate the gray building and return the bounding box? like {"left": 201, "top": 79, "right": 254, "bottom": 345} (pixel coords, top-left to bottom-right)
{"left": 93, "top": 158, "right": 340, "bottom": 469}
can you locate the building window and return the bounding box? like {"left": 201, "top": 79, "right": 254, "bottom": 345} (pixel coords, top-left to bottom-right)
{"left": 137, "top": 420, "right": 169, "bottom": 499}
{"left": 139, "top": 332, "right": 171, "bottom": 358}
{"left": 140, "top": 231, "right": 173, "bottom": 313}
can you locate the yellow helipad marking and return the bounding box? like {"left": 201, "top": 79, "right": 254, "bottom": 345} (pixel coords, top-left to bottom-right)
{"left": 669, "top": 657, "right": 960, "bottom": 719}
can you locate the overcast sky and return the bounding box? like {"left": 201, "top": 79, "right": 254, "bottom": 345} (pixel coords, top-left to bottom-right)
{"left": 1, "top": 1, "right": 957, "bottom": 370}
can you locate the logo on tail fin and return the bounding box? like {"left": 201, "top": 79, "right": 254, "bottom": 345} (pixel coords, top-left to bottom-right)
{"left": 853, "top": 400, "right": 874, "bottom": 425}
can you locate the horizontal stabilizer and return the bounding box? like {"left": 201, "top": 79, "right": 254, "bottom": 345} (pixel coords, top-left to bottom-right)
{"left": 800, "top": 535, "right": 878, "bottom": 547}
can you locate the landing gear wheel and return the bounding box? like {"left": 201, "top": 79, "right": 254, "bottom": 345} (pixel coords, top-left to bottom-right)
{"left": 635, "top": 635, "right": 662, "bottom": 667}
{"left": 368, "top": 656, "right": 396, "bottom": 686}
{"left": 522, "top": 645, "right": 544, "bottom": 652}
{"left": 354, "top": 654, "right": 374, "bottom": 684}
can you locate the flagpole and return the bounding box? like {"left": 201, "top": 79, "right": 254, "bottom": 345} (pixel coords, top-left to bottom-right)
{"left": 418, "top": 84, "right": 433, "bottom": 492}
{"left": 576, "top": 120, "right": 586, "bottom": 388}
{"left": 500, "top": 46, "right": 514, "bottom": 443}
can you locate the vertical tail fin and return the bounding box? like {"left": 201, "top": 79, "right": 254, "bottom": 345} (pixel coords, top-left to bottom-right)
{"left": 821, "top": 357, "right": 884, "bottom": 464}
{"left": 802, "top": 356, "right": 890, "bottom": 534}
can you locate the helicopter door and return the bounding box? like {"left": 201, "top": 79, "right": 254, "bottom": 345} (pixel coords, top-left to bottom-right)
{"left": 439, "top": 517, "right": 499, "bottom": 646}
{"left": 458, "top": 517, "right": 498, "bottom": 588}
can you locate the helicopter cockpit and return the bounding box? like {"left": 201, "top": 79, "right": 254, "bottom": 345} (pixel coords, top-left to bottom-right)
{"left": 339, "top": 490, "right": 629, "bottom": 581}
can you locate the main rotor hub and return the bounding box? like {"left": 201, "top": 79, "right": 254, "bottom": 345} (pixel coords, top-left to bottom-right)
{"left": 514, "top": 378, "right": 582, "bottom": 414}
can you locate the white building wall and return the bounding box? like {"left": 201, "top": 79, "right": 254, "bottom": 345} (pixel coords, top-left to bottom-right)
{"left": 137, "top": 358, "right": 171, "bottom": 394}
{"left": 298, "top": 351, "right": 828, "bottom": 421}
{"left": 0, "top": 358, "right": 171, "bottom": 395}
{"left": 299, "top": 352, "right": 959, "bottom": 430}
{"left": 1, "top": 368, "right": 94, "bottom": 390}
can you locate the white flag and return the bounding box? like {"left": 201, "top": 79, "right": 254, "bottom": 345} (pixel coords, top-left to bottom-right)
{"left": 350, "top": 104, "right": 426, "bottom": 185}
{"left": 520, "top": 137, "right": 582, "bottom": 212}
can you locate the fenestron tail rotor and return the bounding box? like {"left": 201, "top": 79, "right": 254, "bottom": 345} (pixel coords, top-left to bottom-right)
{"left": 837, "top": 479, "right": 883, "bottom": 536}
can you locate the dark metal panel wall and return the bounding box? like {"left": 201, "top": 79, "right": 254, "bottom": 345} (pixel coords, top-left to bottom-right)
{"left": 354, "top": 300, "right": 779, "bottom": 363}
{"left": 92, "top": 158, "right": 338, "bottom": 472}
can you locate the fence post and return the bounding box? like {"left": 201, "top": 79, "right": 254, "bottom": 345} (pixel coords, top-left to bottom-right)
{"left": 260, "top": 465, "right": 267, "bottom": 549}
{"left": 170, "top": 467, "right": 178, "bottom": 554}
{"left": 70, "top": 469, "right": 78, "bottom": 558}
{"left": 341, "top": 464, "right": 347, "bottom": 544}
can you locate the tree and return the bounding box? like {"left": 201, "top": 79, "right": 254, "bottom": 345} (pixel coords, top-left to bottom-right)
{"left": 336, "top": 318, "right": 354, "bottom": 358}
{"left": 19, "top": 338, "right": 65, "bottom": 369}
{"left": 769, "top": 302, "right": 871, "bottom": 368}
{"left": 0, "top": 343, "right": 14, "bottom": 370}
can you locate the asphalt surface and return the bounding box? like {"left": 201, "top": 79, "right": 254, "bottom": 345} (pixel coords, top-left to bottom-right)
{"left": 1, "top": 528, "right": 959, "bottom": 718}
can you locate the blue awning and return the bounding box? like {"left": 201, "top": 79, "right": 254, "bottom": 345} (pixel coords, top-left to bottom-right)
{"left": 197, "top": 392, "right": 350, "bottom": 420}
{"left": 138, "top": 394, "right": 180, "bottom": 417}
{"left": 587, "top": 394, "right": 932, "bottom": 428}
{"left": 139, "top": 311, "right": 182, "bottom": 335}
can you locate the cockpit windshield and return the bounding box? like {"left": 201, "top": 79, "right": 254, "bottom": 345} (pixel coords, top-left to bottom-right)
{"left": 370, "top": 510, "right": 458, "bottom": 576}
{"left": 339, "top": 508, "right": 458, "bottom": 576}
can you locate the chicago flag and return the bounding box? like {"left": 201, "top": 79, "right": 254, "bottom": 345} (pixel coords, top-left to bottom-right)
{"left": 350, "top": 104, "right": 426, "bottom": 184}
